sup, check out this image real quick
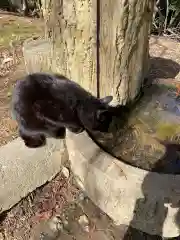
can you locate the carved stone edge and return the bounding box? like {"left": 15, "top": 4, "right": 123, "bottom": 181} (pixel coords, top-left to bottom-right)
{"left": 0, "top": 137, "right": 66, "bottom": 214}
{"left": 66, "top": 130, "right": 180, "bottom": 238}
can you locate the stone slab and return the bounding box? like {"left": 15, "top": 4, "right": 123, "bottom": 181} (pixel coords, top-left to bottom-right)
{"left": 66, "top": 130, "right": 180, "bottom": 238}
{"left": 0, "top": 137, "right": 66, "bottom": 213}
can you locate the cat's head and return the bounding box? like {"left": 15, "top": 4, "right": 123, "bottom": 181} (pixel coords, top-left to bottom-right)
{"left": 88, "top": 96, "right": 113, "bottom": 132}
{"left": 92, "top": 108, "right": 112, "bottom": 132}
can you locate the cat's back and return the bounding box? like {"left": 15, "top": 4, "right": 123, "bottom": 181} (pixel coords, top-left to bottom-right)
{"left": 14, "top": 73, "right": 55, "bottom": 100}
{"left": 11, "top": 73, "right": 56, "bottom": 121}
{"left": 54, "top": 73, "right": 92, "bottom": 100}
{"left": 13, "top": 72, "right": 93, "bottom": 109}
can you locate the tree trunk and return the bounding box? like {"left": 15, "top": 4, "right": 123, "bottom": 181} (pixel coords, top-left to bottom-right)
{"left": 43, "top": 0, "right": 154, "bottom": 104}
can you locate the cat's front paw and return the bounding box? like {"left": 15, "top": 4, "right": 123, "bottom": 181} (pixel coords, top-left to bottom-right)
{"left": 24, "top": 134, "right": 46, "bottom": 148}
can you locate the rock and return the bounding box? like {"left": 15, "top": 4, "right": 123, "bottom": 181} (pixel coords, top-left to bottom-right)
{"left": 49, "top": 216, "right": 63, "bottom": 232}
{"left": 62, "top": 167, "right": 70, "bottom": 179}
{"left": 78, "top": 215, "right": 90, "bottom": 232}
{"left": 0, "top": 138, "right": 66, "bottom": 214}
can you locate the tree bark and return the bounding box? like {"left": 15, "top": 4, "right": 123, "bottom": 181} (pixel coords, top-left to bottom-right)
{"left": 43, "top": 0, "right": 154, "bottom": 104}
{"left": 99, "top": 0, "right": 154, "bottom": 104}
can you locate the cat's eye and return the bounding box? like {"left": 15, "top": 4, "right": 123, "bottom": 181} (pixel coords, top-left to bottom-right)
{"left": 97, "top": 109, "right": 108, "bottom": 121}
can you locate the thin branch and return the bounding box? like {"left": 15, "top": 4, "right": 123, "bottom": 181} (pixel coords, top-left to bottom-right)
{"left": 153, "top": 21, "right": 158, "bottom": 29}
{"left": 169, "top": 9, "right": 180, "bottom": 28}
{"left": 164, "top": 0, "right": 169, "bottom": 33}
{"left": 166, "top": 28, "right": 180, "bottom": 39}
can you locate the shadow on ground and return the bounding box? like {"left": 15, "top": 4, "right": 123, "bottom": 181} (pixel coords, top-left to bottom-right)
{"left": 123, "top": 142, "right": 180, "bottom": 240}
{"left": 149, "top": 57, "right": 180, "bottom": 80}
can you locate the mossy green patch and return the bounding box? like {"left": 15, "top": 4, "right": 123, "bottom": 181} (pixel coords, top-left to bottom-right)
{"left": 0, "top": 17, "right": 43, "bottom": 47}
{"left": 156, "top": 123, "right": 180, "bottom": 140}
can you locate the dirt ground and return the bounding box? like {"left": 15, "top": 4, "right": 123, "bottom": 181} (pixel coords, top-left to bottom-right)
{"left": 0, "top": 166, "right": 166, "bottom": 240}
{"left": 0, "top": 11, "right": 180, "bottom": 240}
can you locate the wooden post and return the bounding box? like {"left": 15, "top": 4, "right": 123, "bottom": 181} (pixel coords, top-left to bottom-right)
{"left": 41, "top": 0, "right": 155, "bottom": 104}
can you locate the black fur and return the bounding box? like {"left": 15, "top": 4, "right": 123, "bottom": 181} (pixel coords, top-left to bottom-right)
{"left": 11, "top": 73, "right": 113, "bottom": 148}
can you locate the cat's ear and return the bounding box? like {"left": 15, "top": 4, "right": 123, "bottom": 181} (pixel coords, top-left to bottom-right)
{"left": 100, "top": 96, "right": 113, "bottom": 104}
{"left": 96, "top": 109, "right": 109, "bottom": 122}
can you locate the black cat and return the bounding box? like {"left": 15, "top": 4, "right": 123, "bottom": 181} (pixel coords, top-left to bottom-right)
{"left": 11, "top": 73, "right": 113, "bottom": 148}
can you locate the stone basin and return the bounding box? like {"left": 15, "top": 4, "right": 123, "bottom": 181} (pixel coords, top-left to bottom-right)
{"left": 91, "top": 81, "right": 180, "bottom": 174}
{"left": 66, "top": 80, "right": 180, "bottom": 238}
